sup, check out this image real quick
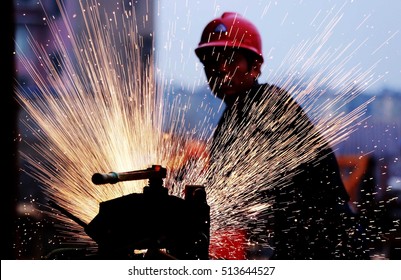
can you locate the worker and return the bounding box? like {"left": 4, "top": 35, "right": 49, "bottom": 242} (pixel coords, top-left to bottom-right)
{"left": 195, "top": 12, "right": 367, "bottom": 259}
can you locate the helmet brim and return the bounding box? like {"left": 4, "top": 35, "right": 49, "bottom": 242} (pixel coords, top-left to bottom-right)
{"left": 195, "top": 42, "right": 263, "bottom": 62}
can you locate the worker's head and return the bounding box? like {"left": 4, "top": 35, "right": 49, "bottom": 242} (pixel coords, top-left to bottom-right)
{"left": 195, "top": 12, "right": 263, "bottom": 103}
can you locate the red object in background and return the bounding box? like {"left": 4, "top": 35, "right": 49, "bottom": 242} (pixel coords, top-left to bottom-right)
{"left": 209, "top": 228, "right": 247, "bottom": 260}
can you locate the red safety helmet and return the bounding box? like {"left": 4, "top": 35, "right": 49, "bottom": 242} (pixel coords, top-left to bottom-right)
{"left": 195, "top": 12, "right": 263, "bottom": 62}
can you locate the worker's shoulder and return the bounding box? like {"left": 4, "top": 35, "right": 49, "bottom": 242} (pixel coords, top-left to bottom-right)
{"left": 251, "top": 83, "right": 299, "bottom": 108}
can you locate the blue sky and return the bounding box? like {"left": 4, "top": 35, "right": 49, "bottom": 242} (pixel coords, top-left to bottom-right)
{"left": 155, "top": 0, "right": 401, "bottom": 93}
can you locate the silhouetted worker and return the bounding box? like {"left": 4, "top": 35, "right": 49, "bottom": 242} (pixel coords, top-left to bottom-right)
{"left": 195, "top": 12, "right": 367, "bottom": 259}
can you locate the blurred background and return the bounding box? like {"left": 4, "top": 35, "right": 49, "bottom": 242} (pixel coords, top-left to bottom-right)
{"left": 4, "top": 0, "right": 401, "bottom": 259}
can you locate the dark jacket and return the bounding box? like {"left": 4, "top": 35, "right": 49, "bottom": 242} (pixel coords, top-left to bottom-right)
{"left": 209, "top": 83, "right": 367, "bottom": 259}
